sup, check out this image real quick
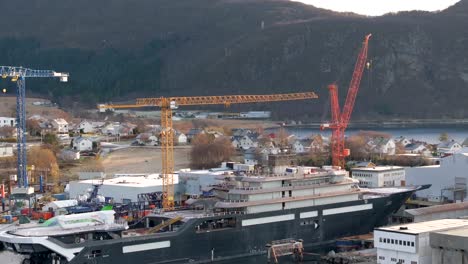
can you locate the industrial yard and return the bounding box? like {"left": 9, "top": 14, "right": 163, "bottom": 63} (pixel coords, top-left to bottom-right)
{"left": 101, "top": 146, "right": 191, "bottom": 175}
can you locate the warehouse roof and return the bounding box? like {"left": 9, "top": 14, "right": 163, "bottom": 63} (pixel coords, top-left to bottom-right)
{"left": 406, "top": 201, "right": 468, "bottom": 216}
{"left": 77, "top": 174, "right": 179, "bottom": 187}
{"left": 376, "top": 219, "right": 468, "bottom": 235}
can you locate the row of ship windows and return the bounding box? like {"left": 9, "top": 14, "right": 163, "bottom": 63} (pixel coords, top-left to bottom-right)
{"left": 379, "top": 237, "right": 415, "bottom": 247}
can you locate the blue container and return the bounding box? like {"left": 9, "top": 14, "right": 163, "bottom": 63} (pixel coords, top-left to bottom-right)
{"left": 3, "top": 215, "right": 12, "bottom": 222}
{"left": 52, "top": 193, "right": 67, "bottom": 200}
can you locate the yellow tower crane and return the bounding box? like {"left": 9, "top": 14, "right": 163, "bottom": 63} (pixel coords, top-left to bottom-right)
{"left": 99, "top": 91, "right": 318, "bottom": 210}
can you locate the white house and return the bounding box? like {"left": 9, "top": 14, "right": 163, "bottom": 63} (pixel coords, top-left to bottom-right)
{"left": 176, "top": 132, "right": 187, "bottom": 145}
{"left": 291, "top": 140, "right": 306, "bottom": 153}
{"left": 51, "top": 118, "right": 69, "bottom": 134}
{"left": 72, "top": 137, "right": 94, "bottom": 152}
{"left": 395, "top": 136, "right": 412, "bottom": 147}
{"left": 231, "top": 135, "right": 258, "bottom": 150}
{"left": 351, "top": 166, "right": 405, "bottom": 188}
{"left": 437, "top": 141, "right": 462, "bottom": 156}
{"left": 369, "top": 138, "right": 396, "bottom": 156}
{"left": 375, "top": 219, "right": 468, "bottom": 264}
{"left": 405, "top": 143, "right": 432, "bottom": 157}
{"left": 79, "top": 121, "right": 95, "bottom": 134}
{"left": 0, "top": 144, "right": 13, "bottom": 157}
{"left": 0, "top": 117, "right": 15, "bottom": 127}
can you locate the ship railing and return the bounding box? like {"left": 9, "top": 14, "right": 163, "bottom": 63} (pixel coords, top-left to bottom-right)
{"left": 233, "top": 187, "right": 262, "bottom": 191}
{"left": 201, "top": 211, "right": 247, "bottom": 217}
{"left": 224, "top": 199, "right": 248, "bottom": 203}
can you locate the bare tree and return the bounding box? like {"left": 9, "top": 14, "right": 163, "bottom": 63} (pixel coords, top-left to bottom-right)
{"left": 190, "top": 135, "right": 234, "bottom": 169}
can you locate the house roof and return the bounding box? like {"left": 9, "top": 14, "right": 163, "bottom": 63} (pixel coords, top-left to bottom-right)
{"left": 405, "top": 143, "right": 426, "bottom": 151}
{"left": 53, "top": 118, "right": 68, "bottom": 125}
{"left": 438, "top": 141, "right": 460, "bottom": 149}
{"left": 187, "top": 128, "right": 204, "bottom": 136}
{"left": 74, "top": 137, "right": 92, "bottom": 144}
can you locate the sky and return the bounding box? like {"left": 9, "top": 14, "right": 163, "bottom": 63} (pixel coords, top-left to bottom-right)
{"left": 293, "top": 0, "right": 461, "bottom": 16}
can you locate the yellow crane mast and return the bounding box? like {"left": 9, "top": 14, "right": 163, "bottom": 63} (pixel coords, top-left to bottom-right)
{"left": 99, "top": 91, "right": 318, "bottom": 210}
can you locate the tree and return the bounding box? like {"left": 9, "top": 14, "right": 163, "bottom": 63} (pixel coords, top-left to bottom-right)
{"left": 27, "top": 146, "right": 60, "bottom": 188}
{"left": 345, "top": 134, "right": 370, "bottom": 160}
{"left": 439, "top": 132, "right": 449, "bottom": 142}
{"left": 190, "top": 134, "right": 234, "bottom": 169}
{"left": 26, "top": 119, "right": 41, "bottom": 136}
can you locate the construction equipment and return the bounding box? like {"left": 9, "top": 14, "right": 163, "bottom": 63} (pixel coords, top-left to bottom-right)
{"left": 0, "top": 66, "right": 69, "bottom": 189}
{"left": 99, "top": 91, "right": 318, "bottom": 209}
{"left": 321, "top": 34, "right": 371, "bottom": 168}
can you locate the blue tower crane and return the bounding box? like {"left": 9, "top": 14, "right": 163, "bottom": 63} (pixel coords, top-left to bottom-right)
{"left": 0, "top": 66, "right": 69, "bottom": 189}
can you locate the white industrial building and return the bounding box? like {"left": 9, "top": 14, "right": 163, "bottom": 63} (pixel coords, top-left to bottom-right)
{"left": 375, "top": 219, "right": 468, "bottom": 264}
{"left": 68, "top": 174, "right": 180, "bottom": 204}
{"left": 351, "top": 166, "right": 405, "bottom": 188}
{"left": 0, "top": 117, "right": 15, "bottom": 127}
{"left": 430, "top": 226, "right": 468, "bottom": 264}
{"left": 405, "top": 153, "right": 468, "bottom": 202}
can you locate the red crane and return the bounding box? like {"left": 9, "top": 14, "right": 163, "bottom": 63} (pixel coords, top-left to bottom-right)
{"left": 321, "top": 34, "right": 372, "bottom": 168}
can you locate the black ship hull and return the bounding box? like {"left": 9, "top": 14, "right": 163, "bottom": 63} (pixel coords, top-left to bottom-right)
{"left": 45, "top": 188, "right": 413, "bottom": 264}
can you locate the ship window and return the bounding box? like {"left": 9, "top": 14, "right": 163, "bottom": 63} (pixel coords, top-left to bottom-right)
{"left": 411, "top": 242, "right": 414, "bottom": 247}
{"left": 403, "top": 241, "right": 406, "bottom": 246}
{"left": 399, "top": 240, "right": 402, "bottom": 245}
{"left": 391, "top": 239, "right": 394, "bottom": 244}
{"left": 379, "top": 238, "right": 382, "bottom": 242}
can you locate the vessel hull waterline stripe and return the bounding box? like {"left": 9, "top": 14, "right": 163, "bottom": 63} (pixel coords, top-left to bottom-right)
{"left": 123, "top": 241, "right": 171, "bottom": 253}
{"left": 300, "top": 211, "right": 318, "bottom": 219}
{"left": 242, "top": 214, "right": 295, "bottom": 226}
{"left": 323, "top": 203, "right": 372, "bottom": 216}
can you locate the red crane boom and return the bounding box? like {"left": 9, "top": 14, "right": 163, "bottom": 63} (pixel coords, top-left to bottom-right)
{"left": 322, "top": 34, "right": 371, "bottom": 168}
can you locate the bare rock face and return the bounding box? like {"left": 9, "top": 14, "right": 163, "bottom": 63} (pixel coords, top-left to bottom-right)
{"left": 0, "top": 0, "right": 466, "bottom": 120}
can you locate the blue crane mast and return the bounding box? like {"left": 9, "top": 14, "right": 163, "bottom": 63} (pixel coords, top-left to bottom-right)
{"left": 0, "top": 66, "right": 69, "bottom": 188}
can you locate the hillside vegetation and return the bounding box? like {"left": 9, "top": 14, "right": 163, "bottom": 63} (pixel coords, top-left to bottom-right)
{"left": 0, "top": 0, "right": 467, "bottom": 120}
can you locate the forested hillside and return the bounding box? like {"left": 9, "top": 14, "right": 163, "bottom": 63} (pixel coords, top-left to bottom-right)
{"left": 0, "top": 0, "right": 467, "bottom": 120}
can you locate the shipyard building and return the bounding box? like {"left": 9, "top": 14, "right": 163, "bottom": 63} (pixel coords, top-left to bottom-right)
{"left": 68, "top": 174, "right": 180, "bottom": 203}
{"left": 406, "top": 153, "right": 468, "bottom": 203}
{"left": 375, "top": 219, "right": 468, "bottom": 264}
{"left": 351, "top": 166, "right": 405, "bottom": 188}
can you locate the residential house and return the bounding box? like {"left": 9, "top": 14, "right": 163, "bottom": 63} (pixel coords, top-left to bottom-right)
{"left": 394, "top": 136, "right": 412, "bottom": 147}
{"left": 291, "top": 140, "right": 307, "bottom": 153}
{"left": 187, "top": 128, "right": 205, "bottom": 143}
{"left": 0, "top": 144, "right": 13, "bottom": 157}
{"left": 101, "top": 122, "right": 121, "bottom": 136}
{"left": 309, "top": 135, "right": 326, "bottom": 153}
{"left": 136, "top": 133, "right": 158, "bottom": 146}
{"left": 0, "top": 117, "right": 15, "bottom": 127}
{"left": 72, "top": 137, "right": 94, "bottom": 152}
{"left": 437, "top": 141, "right": 462, "bottom": 156}
{"left": 462, "top": 137, "right": 468, "bottom": 147}
{"left": 175, "top": 132, "right": 187, "bottom": 145}
{"left": 51, "top": 118, "right": 69, "bottom": 134}
{"left": 369, "top": 137, "right": 396, "bottom": 156}
{"left": 231, "top": 128, "right": 253, "bottom": 137}
{"left": 405, "top": 143, "right": 432, "bottom": 157}
{"left": 79, "top": 121, "right": 95, "bottom": 134}
{"left": 231, "top": 134, "right": 258, "bottom": 150}
{"left": 244, "top": 149, "right": 258, "bottom": 166}
{"left": 347, "top": 161, "right": 376, "bottom": 168}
